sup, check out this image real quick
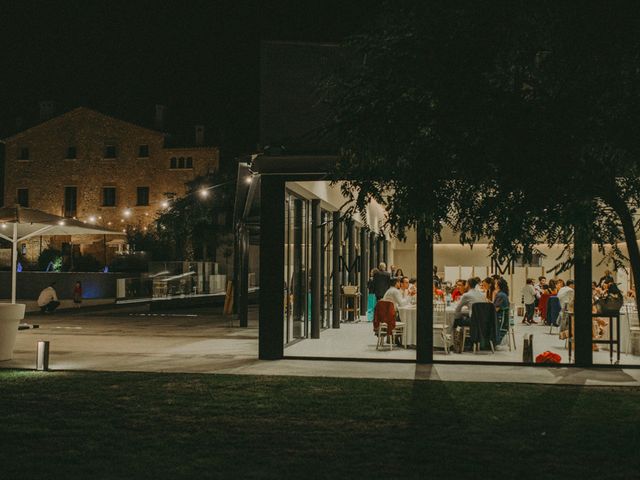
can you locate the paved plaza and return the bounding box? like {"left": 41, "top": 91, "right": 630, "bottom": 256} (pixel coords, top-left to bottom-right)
{"left": 2, "top": 304, "right": 640, "bottom": 386}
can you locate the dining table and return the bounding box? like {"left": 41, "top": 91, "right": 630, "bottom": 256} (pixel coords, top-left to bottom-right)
{"left": 398, "top": 302, "right": 458, "bottom": 348}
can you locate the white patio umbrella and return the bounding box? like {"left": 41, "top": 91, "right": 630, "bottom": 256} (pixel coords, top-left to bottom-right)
{"left": 0, "top": 205, "right": 125, "bottom": 303}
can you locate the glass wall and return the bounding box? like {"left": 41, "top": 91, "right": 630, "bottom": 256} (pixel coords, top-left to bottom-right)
{"left": 321, "top": 210, "right": 333, "bottom": 329}
{"left": 284, "top": 192, "right": 311, "bottom": 344}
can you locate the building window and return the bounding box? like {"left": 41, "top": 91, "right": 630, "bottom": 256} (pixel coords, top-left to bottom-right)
{"left": 18, "top": 147, "right": 29, "bottom": 160}
{"left": 64, "top": 186, "right": 78, "bottom": 218}
{"left": 169, "top": 156, "right": 193, "bottom": 169}
{"left": 103, "top": 187, "right": 116, "bottom": 207}
{"left": 66, "top": 146, "right": 77, "bottom": 159}
{"left": 104, "top": 144, "right": 117, "bottom": 159}
{"left": 136, "top": 187, "right": 150, "bottom": 206}
{"left": 17, "top": 188, "right": 29, "bottom": 207}
{"left": 138, "top": 145, "right": 149, "bottom": 158}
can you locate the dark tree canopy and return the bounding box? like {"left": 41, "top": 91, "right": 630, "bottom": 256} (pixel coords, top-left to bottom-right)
{"left": 327, "top": 1, "right": 640, "bottom": 291}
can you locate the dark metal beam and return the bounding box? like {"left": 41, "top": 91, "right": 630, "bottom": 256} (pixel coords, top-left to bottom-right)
{"left": 238, "top": 225, "right": 249, "bottom": 328}
{"left": 360, "top": 227, "right": 369, "bottom": 319}
{"left": 258, "top": 175, "right": 285, "bottom": 359}
{"left": 332, "top": 212, "right": 341, "bottom": 328}
{"left": 310, "top": 200, "right": 321, "bottom": 338}
{"left": 348, "top": 220, "right": 356, "bottom": 321}
{"left": 417, "top": 227, "right": 434, "bottom": 363}
{"left": 574, "top": 219, "right": 593, "bottom": 367}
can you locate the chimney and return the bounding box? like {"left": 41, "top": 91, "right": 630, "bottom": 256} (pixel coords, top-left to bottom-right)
{"left": 195, "top": 125, "right": 205, "bottom": 146}
{"left": 39, "top": 100, "right": 55, "bottom": 121}
{"left": 154, "top": 104, "right": 166, "bottom": 130}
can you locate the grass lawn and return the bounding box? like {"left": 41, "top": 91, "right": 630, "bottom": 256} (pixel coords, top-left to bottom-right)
{"left": 1, "top": 370, "right": 639, "bottom": 479}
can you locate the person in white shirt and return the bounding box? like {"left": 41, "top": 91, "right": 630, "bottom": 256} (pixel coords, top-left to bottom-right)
{"left": 37, "top": 283, "right": 60, "bottom": 313}
{"left": 557, "top": 280, "right": 575, "bottom": 310}
{"left": 453, "top": 277, "right": 487, "bottom": 325}
{"left": 382, "top": 277, "right": 412, "bottom": 312}
{"left": 521, "top": 278, "right": 537, "bottom": 325}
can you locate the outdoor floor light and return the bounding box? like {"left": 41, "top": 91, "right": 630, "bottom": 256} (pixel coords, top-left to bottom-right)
{"left": 36, "top": 340, "right": 50, "bottom": 371}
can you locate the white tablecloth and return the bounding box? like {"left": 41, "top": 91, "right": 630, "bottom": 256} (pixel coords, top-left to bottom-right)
{"left": 600, "top": 310, "right": 631, "bottom": 354}
{"left": 398, "top": 305, "right": 457, "bottom": 348}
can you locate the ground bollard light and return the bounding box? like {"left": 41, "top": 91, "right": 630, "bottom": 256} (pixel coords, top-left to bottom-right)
{"left": 36, "top": 341, "right": 49, "bottom": 371}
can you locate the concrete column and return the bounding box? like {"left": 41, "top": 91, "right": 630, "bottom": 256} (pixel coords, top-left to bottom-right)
{"left": 258, "top": 176, "right": 285, "bottom": 360}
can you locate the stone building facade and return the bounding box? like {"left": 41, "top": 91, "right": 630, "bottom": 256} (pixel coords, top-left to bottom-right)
{"left": 1, "top": 107, "right": 219, "bottom": 263}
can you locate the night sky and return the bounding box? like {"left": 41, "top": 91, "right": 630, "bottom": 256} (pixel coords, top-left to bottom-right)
{"left": 1, "top": 1, "right": 376, "bottom": 158}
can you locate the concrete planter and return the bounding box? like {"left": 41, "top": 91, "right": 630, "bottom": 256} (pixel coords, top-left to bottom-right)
{"left": 0, "top": 303, "right": 26, "bottom": 361}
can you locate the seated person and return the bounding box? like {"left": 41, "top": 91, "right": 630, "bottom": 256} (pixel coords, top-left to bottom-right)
{"left": 432, "top": 281, "right": 444, "bottom": 300}
{"left": 452, "top": 277, "right": 487, "bottom": 329}
{"left": 451, "top": 279, "right": 466, "bottom": 301}
{"left": 37, "top": 282, "right": 60, "bottom": 313}
{"left": 382, "top": 276, "right": 412, "bottom": 312}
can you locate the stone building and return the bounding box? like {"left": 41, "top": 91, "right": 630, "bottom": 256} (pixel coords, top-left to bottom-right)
{"left": 1, "top": 106, "right": 219, "bottom": 263}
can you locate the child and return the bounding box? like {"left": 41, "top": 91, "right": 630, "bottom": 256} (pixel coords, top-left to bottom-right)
{"left": 73, "top": 280, "right": 82, "bottom": 308}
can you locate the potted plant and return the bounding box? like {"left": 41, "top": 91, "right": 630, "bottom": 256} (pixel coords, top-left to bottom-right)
{"left": 0, "top": 303, "right": 26, "bottom": 361}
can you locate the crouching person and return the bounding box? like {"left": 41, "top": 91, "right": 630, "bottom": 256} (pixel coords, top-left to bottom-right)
{"left": 38, "top": 282, "right": 60, "bottom": 313}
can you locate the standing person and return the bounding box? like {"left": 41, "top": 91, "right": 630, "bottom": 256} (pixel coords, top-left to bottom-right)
{"left": 557, "top": 279, "right": 575, "bottom": 310}
{"left": 372, "top": 262, "right": 392, "bottom": 301}
{"left": 395, "top": 268, "right": 405, "bottom": 279}
{"left": 494, "top": 278, "right": 511, "bottom": 344}
{"left": 367, "top": 268, "right": 378, "bottom": 321}
{"left": 433, "top": 265, "right": 442, "bottom": 289}
{"left": 521, "top": 278, "right": 537, "bottom": 325}
{"left": 389, "top": 265, "right": 398, "bottom": 277}
{"left": 37, "top": 282, "right": 60, "bottom": 313}
{"left": 534, "top": 276, "right": 547, "bottom": 319}
{"left": 73, "top": 280, "right": 83, "bottom": 308}
{"left": 538, "top": 284, "right": 552, "bottom": 324}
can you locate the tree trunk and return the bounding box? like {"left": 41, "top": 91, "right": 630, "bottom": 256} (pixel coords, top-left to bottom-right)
{"left": 608, "top": 194, "right": 640, "bottom": 313}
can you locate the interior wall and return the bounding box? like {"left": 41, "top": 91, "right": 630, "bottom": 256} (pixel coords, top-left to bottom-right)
{"left": 390, "top": 243, "right": 623, "bottom": 287}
